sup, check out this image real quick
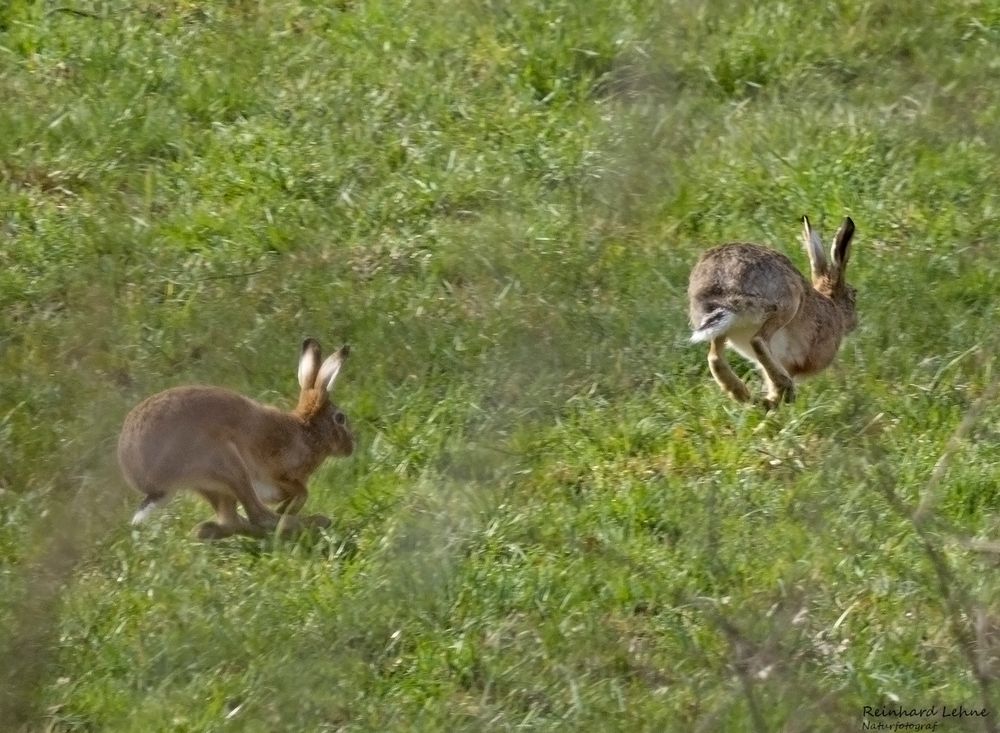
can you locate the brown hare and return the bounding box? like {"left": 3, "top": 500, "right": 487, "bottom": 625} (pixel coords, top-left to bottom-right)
{"left": 688, "top": 216, "right": 857, "bottom": 409}
{"left": 118, "top": 338, "right": 354, "bottom": 539}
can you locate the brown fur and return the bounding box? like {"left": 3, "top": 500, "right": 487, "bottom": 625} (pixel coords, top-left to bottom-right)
{"left": 118, "top": 339, "right": 354, "bottom": 539}
{"left": 688, "top": 217, "right": 857, "bottom": 409}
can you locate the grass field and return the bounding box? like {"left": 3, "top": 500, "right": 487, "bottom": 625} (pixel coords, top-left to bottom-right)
{"left": 2, "top": 1, "right": 999, "bottom": 730}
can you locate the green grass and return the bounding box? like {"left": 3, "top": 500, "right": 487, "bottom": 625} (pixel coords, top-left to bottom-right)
{"left": 2, "top": 0, "right": 999, "bottom": 730}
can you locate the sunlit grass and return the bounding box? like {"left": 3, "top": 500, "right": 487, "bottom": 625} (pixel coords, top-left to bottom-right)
{"left": 1, "top": 0, "right": 998, "bottom": 730}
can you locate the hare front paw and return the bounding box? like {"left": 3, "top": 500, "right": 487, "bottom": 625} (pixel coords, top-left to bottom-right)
{"left": 275, "top": 513, "right": 304, "bottom": 536}
{"left": 302, "top": 513, "right": 332, "bottom": 529}
{"left": 193, "top": 521, "right": 234, "bottom": 541}
{"left": 760, "top": 384, "right": 796, "bottom": 411}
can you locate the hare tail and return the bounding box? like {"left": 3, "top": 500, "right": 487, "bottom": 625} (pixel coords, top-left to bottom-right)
{"left": 131, "top": 493, "right": 167, "bottom": 525}
{"left": 690, "top": 308, "right": 735, "bottom": 343}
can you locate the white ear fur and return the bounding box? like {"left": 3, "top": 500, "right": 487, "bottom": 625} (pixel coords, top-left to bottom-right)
{"left": 316, "top": 345, "right": 349, "bottom": 394}
{"left": 802, "top": 215, "right": 827, "bottom": 277}
{"left": 298, "top": 339, "right": 322, "bottom": 390}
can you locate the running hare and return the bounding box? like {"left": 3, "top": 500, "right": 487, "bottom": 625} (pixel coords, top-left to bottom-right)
{"left": 118, "top": 338, "right": 354, "bottom": 539}
{"left": 688, "top": 216, "right": 857, "bottom": 409}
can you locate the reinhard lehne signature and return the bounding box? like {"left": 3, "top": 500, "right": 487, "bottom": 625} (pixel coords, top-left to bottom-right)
{"left": 862, "top": 704, "right": 991, "bottom": 731}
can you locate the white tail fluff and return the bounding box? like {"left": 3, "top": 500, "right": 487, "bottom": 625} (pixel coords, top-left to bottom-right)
{"left": 131, "top": 495, "right": 166, "bottom": 525}
{"left": 690, "top": 309, "right": 735, "bottom": 343}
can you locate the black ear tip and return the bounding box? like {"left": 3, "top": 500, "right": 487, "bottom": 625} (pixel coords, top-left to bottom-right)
{"left": 301, "top": 337, "right": 320, "bottom": 352}
{"left": 341, "top": 344, "right": 351, "bottom": 357}
{"left": 844, "top": 216, "right": 855, "bottom": 229}
{"left": 802, "top": 214, "right": 810, "bottom": 225}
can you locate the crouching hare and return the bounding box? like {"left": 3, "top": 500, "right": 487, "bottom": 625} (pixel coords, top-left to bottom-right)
{"left": 688, "top": 216, "right": 857, "bottom": 409}
{"left": 118, "top": 338, "right": 354, "bottom": 539}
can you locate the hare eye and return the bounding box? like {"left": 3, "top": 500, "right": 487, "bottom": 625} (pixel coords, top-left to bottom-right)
{"left": 334, "top": 411, "right": 346, "bottom": 426}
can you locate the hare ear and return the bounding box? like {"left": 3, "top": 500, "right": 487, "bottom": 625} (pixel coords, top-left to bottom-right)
{"left": 317, "top": 344, "right": 349, "bottom": 394}
{"left": 831, "top": 216, "right": 855, "bottom": 273}
{"left": 298, "top": 338, "right": 322, "bottom": 390}
{"left": 802, "top": 215, "right": 827, "bottom": 278}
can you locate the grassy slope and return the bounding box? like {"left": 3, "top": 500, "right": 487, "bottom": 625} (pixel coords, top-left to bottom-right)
{"left": 1, "top": 0, "right": 999, "bottom": 730}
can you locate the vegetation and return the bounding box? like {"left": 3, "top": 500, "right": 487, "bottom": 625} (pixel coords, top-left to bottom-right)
{"left": 1, "top": 0, "right": 998, "bottom": 730}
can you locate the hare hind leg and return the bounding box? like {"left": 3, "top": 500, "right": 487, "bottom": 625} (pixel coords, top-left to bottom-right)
{"left": 193, "top": 490, "right": 268, "bottom": 540}
{"left": 206, "top": 442, "right": 301, "bottom": 533}
{"left": 750, "top": 327, "right": 795, "bottom": 410}
{"left": 193, "top": 490, "right": 238, "bottom": 541}
{"left": 708, "top": 337, "right": 751, "bottom": 403}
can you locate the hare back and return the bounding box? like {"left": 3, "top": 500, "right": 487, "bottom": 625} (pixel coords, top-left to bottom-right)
{"left": 688, "top": 243, "right": 807, "bottom": 318}
{"left": 120, "top": 386, "right": 265, "bottom": 443}
{"left": 118, "top": 386, "right": 296, "bottom": 496}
